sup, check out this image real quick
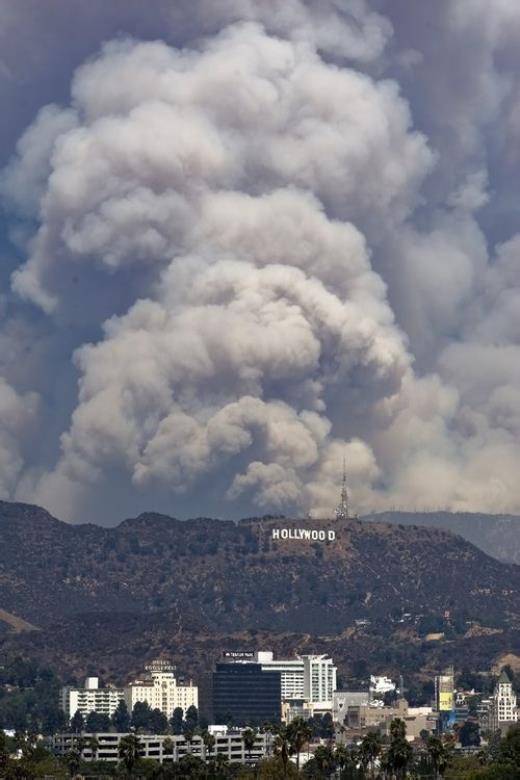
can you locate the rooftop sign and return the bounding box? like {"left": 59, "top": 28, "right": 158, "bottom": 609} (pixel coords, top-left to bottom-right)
{"left": 223, "top": 651, "right": 255, "bottom": 660}
{"left": 272, "top": 528, "right": 336, "bottom": 542}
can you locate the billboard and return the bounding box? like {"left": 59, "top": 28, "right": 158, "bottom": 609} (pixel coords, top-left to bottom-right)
{"left": 438, "top": 691, "right": 454, "bottom": 711}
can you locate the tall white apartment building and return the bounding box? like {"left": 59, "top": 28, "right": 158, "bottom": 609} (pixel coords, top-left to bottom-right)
{"left": 254, "top": 651, "right": 336, "bottom": 709}
{"left": 491, "top": 670, "right": 518, "bottom": 733}
{"left": 255, "top": 652, "right": 305, "bottom": 701}
{"left": 60, "top": 677, "right": 124, "bottom": 721}
{"left": 303, "top": 655, "right": 337, "bottom": 708}
{"left": 124, "top": 660, "right": 198, "bottom": 716}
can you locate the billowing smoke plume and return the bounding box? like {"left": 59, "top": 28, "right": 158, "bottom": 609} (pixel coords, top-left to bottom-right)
{"left": 1, "top": 1, "right": 520, "bottom": 523}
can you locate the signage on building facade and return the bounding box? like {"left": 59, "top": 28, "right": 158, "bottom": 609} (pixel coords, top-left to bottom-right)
{"left": 272, "top": 528, "right": 336, "bottom": 542}
{"left": 223, "top": 651, "right": 255, "bottom": 660}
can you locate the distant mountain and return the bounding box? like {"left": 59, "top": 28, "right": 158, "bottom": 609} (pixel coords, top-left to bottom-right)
{"left": 362, "top": 511, "right": 520, "bottom": 565}
{"left": 1, "top": 500, "right": 520, "bottom": 687}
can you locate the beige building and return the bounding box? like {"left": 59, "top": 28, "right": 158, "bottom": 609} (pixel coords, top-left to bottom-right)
{"left": 124, "top": 660, "right": 198, "bottom": 716}
{"left": 344, "top": 699, "right": 436, "bottom": 741}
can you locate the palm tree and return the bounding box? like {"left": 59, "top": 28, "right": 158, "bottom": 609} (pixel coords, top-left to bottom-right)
{"left": 386, "top": 719, "right": 413, "bottom": 780}
{"left": 360, "top": 731, "right": 382, "bottom": 778}
{"left": 335, "top": 743, "right": 358, "bottom": 778}
{"left": 118, "top": 732, "right": 141, "bottom": 776}
{"left": 88, "top": 735, "right": 99, "bottom": 763}
{"left": 64, "top": 749, "right": 81, "bottom": 778}
{"left": 162, "top": 735, "right": 174, "bottom": 762}
{"left": 202, "top": 730, "right": 216, "bottom": 761}
{"left": 273, "top": 726, "right": 291, "bottom": 778}
{"left": 242, "top": 728, "right": 257, "bottom": 764}
{"left": 426, "top": 735, "right": 451, "bottom": 779}
{"left": 183, "top": 727, "right": 195, "bottom": 754}
{"left": 287, "top": 717, "right": 313, "bottom": 772}
{"left": 314, "top": 744, "right": 336, "bottom": 778}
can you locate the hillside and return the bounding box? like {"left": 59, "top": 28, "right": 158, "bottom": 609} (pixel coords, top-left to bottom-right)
{"left": 363, "top": 511, "right": 520, "bottom": 565}
{"left": 1, "top": 500, "right": 520, "bottom": 688}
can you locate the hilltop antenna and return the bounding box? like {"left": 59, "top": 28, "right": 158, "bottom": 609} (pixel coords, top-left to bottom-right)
{"left": 335, "top": 455, "right": 351, "bottom": 522}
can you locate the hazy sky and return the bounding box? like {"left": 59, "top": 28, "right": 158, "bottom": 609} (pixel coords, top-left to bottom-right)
{"left": 1, "top": 1, "right": 520, "bottom": 525}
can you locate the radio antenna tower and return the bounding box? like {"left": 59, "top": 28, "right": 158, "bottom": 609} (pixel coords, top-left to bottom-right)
{"left": 335, "top": 456, "right": 351, "bottom": 521}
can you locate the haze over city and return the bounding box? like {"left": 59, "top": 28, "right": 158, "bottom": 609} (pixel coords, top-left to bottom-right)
{"left": 1, "top": 1, "right": 520, "bottom": 525}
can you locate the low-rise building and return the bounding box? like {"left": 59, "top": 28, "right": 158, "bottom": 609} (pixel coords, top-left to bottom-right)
{"left": 52, "top": 731, "right": 272, "bottom": 765}
{"left": 333, "top": 691, "right": 370, "bottom": 724}
{"left": 60, "top": 677, "right": 124, "bottom": 721}
{"left": 370, "top": 676, "right": 396, "bottom": 697}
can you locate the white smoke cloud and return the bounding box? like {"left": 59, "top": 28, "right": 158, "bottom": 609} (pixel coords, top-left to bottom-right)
{"left": 0, "top": 376, "right": 39, "bottom": 496}
{"left": 1, "top": 3, "right": 520, "bottom": 522}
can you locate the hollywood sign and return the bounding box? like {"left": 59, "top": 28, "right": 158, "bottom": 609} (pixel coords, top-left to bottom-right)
{"left": 272, "top": 528, "right": 336, "bottom": 542}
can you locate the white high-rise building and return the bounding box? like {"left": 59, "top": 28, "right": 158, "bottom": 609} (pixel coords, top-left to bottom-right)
{"left": 491, "top": 670, "right": 518, "bottom": 733}
{"left": 254, "top": 651, "right": 337, "bottom": 709}
{"left": 302, "top": 655, "right": 337, "bottom": 708}
{"left": 60, "top": 677, "right": 124, "bottom": 721}
{"left": 124, "top": 660, "right": 198, "bottom": 717}
{"left": 256, "top": 652, "right": 305, "bottom": 700}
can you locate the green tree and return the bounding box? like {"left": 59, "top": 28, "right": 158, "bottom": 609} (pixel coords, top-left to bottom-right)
{"left": 64, "top": 749, "right": 81, "bottom": 778}
{"left": 85, "top": 710, "right": 111, "bottom": 732}
{"left": 243, "top": 727, "right": 257, "bottom": 763}
{"left": 312, "top": 745, "right": 336, "bottom": 778}
{"left": 458, "top": 720, "right": 481, "bottom": 748}
{"left": 359, "top": 731, "right": 382, "bottom": 778}
{"left": 112, "top": 699, "right": 131, "bottom": 732}
{"left": 203, "top": 730, "right": 216, "bottom": 760}
{"left": 171, "top": 707, "right": 184, "bottom": 735}
{"left": 273, "top": 726, "right": 291, "bottom": 779}
{"left": 177, "top": 752, "right": 207, "bottom": 778}
{"left": 385, "top": 719, "right": 413, "bottom": 779}
{"left": 185, "top": 704, "right": 199, "bottom": 732}
{"left": 334, "top": 743, "right": 358, "bottom": 779}
{"left": 426, "top": 735, "right": 452, "bottom": 779}
{"left": 132, "top": 700, "right": 153, "bottom": 731}
{"left": 118, "top": 732, "right": 141, "bottom": 775}
{"left": 163, "top": 736, "right": 174, "bottom": 756}
{"left": 70, "top": 709, "right": 84, "bottom": 734}
{"left": 0, "top": 730, "right": 10, "bottom": 774}
{"left": 88, "top": 734, "right": 99, "bottom": 762}
{"left": 499, "top": 723, "right": 520, "bottom": 766}
{"left": 150, "top": 707, "right": 169, "bottom": 734}
{"left": 287, "top": 717, "right": 313, "bottom": 772}
{"left": 320, "top": 713, "right": 334, "bottom": 740}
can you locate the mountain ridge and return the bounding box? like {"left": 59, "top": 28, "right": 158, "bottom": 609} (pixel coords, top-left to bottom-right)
{"left": 363, "top": 510, "right": 520, "bottom": 565}
{"left": 1, "top": 500, "right": 520, "bottom": 689}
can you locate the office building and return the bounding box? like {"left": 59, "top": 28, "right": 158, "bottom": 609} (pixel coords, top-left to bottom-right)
{"left": 60, "top": 677, "right": 124, "bottom": 721}
{"left": 212, "top": 662, "right": 281, "bottom": 725}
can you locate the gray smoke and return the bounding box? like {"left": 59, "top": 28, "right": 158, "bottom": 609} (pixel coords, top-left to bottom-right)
{"left": 1, "top": 1, "right": 519, "bottom": 523}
